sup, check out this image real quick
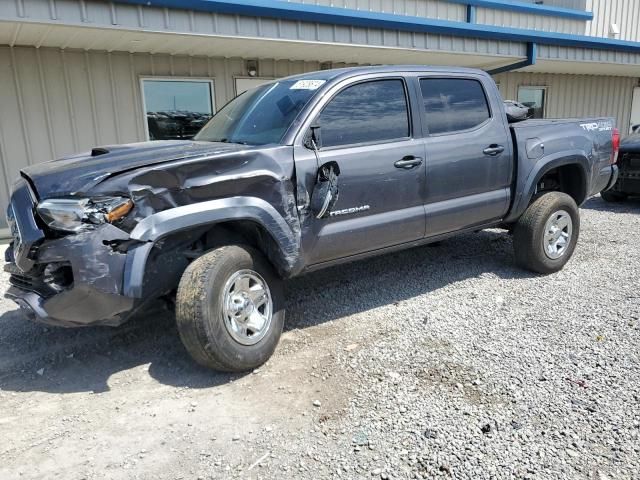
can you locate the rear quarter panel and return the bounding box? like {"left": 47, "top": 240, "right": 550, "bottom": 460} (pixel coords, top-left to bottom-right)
{"left": 506, "top": 117, "right": 615, "bottom": 221}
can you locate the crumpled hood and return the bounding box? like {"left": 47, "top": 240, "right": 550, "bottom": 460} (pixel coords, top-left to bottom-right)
{"left": 21, "top": 140, "right": 245, "bottom": 198}
{"left": 620, "top": 132, "right": 640, "bottom": 154}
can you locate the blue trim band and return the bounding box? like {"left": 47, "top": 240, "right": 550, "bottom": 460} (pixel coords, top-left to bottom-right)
{"left": 447, "top": 0, "right": 593, "bottom": 21}
{"left": 112, "top": 0, "right": 640, "bottom": 54}
{"left": 488, "top": 42, "right": 537, "bottom": 74}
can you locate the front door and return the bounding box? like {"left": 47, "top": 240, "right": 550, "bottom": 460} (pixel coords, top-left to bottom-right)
{"left": 295, "top": 77, "right": 426, "bottom": 266}
{"left": 417, "top": 76, "right": 513, "bottom": 236}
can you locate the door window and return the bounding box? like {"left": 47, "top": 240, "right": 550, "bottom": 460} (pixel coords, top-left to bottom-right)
{"left": 142, "top": 79, "right": 215, "bottom": 140}
{"left": 517, "top": 86, "right": 546, "bottom": 119}
{"left": 317, "top": 79, "right": 410, "bottom": 148}
{"left": 420, "top": 78, "right": 491, "bottom": 135}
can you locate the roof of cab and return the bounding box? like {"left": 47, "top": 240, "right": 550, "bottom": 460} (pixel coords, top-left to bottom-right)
{"left": 280, "top": 65, "right": 489, "bottom": 83}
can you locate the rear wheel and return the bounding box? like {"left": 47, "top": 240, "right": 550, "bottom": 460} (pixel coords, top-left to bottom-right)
{"left": 601, "top": 190, "right": 628, "bottom": 203}
{"left": 176, "top": 245, "right": 284, "bottom": 372}
{"left": 513, "top": 192, "right": 580, "bottom": 274}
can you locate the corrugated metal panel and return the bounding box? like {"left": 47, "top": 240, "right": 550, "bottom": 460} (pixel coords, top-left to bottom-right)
{"left": 0, "top": 0, "right": 525, "bottom": 58}
{"left": 288, "top": 0, "right": 466, "bottom": 21}
{"left": 585, "top": 0, "right": 640, "bottom": 42}
{"left": 518, "top": 0, "right": 587, "bottom": 10}
{"left": 537, "top": 43, "right": 640, "bottom": 65}
{"left": 4, "top": 0, "right": 640, "bottom": 44}
{"left": 476, "top": 7, "right": 586, "bottom": 35}
{"left": 0, "top": 0, "right": 524, "bottom": 56}
{"left": 494, "top": 71, "right": 636, "bottom": 133}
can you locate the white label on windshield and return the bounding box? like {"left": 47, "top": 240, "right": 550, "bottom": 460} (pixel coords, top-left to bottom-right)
{"left": 290, "top": 80, "right": 326, "bottom": 90}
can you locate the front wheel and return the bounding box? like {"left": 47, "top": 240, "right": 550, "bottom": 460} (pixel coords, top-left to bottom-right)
{"left": 513, "top": 192, "right": 580, "bottom": 274}
{"left": 176, "top": 245, "right": 284, "bottom": 372}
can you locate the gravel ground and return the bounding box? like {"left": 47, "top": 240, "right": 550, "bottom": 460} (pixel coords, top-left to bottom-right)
{"left": 0, "top": 196, "right": 639, "bottom": 480}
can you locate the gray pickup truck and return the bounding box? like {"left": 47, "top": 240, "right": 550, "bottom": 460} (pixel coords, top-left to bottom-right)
{"left": 4, "top": 66, "right": 620, "bottom": 372}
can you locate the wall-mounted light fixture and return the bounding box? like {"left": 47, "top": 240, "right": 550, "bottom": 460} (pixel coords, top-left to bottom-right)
{"left": 246, "top": 59, "right": 258, "bottom": 77}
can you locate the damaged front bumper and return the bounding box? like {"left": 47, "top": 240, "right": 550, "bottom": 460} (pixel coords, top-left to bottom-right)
{"left": 4, "top": 180, "right": 139, "bottom": 327}
{"left": 4, "top": 224, "right": 137, "bottom": 327}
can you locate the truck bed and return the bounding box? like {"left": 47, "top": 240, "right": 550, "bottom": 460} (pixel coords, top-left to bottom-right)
{"left": 505, "top": 116, "right": 617, "bottom": 221}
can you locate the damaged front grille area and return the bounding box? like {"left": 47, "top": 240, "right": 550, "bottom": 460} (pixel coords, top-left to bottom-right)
{"left": 6, "top": 262, "right": 73, "bottom": 299}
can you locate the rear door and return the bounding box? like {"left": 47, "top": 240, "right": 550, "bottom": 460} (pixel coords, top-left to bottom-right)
{"left": 417, "top": 75, "right": 513, "bottom": 237}
{"left": 294, "top": 76, "right": 427, "bottom": 265}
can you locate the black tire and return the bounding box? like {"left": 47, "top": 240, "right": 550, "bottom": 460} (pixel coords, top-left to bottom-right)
{"left": 513, "top": 192, "right": 580, "bottom": 274}
{"left": 601, "top": 190, "right": 628, "bottom": 203}
{"left": 175, "top": 245, "right": 284, "bottom": 372}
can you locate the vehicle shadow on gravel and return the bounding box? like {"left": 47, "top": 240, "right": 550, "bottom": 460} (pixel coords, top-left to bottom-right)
{"left": 0, "top": 302, "right": 244, "bottom": 394}
{"left": 283, "top": 229, "right": 532, "bottom": 331}
{"left": 0, "top": 229, "right": 529, "bottom": 395}
{"left": 582, "top": 195, "right": 640, "bottom": 212}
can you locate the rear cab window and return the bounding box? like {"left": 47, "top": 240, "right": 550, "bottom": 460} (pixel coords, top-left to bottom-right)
{"left": 317, "top": 79, "right": 410, "bottom": 148}
{"left": 419, "top": 78, "right": 491, "bottom": 135}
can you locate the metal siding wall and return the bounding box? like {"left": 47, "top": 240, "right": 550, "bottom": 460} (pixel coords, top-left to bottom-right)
{"left": 537, "top": 43, "right": 640, "bottom": 65}
{"left": 7, "top": 0, "right": 640, "bottom": 43}
{"left": 494, "top": 71, "right": 636, "bottom": 133}
{"left": 0, "top": 46, "right": 329, "bottom": 228}
{"left": 585, "top": 0, "right": 640, "bottom": 42}
{"left": 475, "top": 7, "right": 585, "bottom": 35}
{"left": 287, "top": 0, "right": 466, "bottom": 21}
{"left": 0, "top": 0, "right": 560, "bottom": 57}
{"left": 526, "top": 0, "right": 586, "bottom": 8}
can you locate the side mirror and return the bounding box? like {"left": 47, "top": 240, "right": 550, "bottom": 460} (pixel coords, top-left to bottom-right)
{"left": 304, "top": 124, "right": 322, "bottom": 150}
{"left": 310, "top": 162, "right": 340, "bottom": 219}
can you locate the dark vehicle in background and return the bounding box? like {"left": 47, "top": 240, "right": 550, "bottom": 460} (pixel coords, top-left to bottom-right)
{"left": 147, "top": 110, "right": 212, "bottom": 140}
{"left": 601, "top": 125, "right": 640, "bottom": 202}
{"left": 4, "top": 66, "right": 620, "bottom": 372}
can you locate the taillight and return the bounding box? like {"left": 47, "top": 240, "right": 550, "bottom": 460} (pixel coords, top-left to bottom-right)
{"left": 611, "top": 127, "right": 620, "bottom": 164}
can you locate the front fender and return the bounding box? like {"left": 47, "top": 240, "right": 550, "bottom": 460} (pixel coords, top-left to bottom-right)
{"left": 123, "top": 196, "right": 301, "bottom": 297}
{"left": 505, "top": 151, "right": 590, "bottom": 223}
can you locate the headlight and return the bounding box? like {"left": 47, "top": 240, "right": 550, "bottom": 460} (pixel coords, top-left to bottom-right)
{"left": 37, "top": 197, "right": 133, "bottom": 233}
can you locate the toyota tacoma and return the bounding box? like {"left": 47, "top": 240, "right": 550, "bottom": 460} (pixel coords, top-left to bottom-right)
{"left": 4, "top": 66, "right": 620, "bottom": 371}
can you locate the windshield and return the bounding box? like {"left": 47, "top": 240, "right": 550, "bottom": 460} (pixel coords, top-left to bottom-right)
{"left": 194, "top": 80, "right": 324, "bottom": 145}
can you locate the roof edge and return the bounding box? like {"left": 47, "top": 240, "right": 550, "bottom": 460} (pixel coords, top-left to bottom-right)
{"left": 447, "top": 0, "right": 593, "bottom": 21}
{"left": 110, "top": 0, "right": 640, "bottom": 54}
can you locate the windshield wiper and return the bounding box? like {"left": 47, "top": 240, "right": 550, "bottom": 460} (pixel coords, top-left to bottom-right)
{"left": 206, "top": 138, "right": 248, "bottom": 145}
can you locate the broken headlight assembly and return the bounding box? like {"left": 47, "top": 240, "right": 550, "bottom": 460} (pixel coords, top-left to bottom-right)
{"left": 36, "top": 197, "right": 133, "bottom": 233}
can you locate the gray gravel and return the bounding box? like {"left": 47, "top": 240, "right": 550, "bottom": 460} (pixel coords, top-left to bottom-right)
{"left": 1, "top": 196, "right": 639, "bottom": 480}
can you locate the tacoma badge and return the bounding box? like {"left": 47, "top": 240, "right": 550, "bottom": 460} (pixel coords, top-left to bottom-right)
{"left": 329, "top": 205, "right": 370, "bottom": 217}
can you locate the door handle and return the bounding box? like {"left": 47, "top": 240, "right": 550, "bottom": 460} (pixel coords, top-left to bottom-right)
{"left": 483, "top": 145, "right": 505, "bottom": 156}
{"left": 394, "top": 156, "right": 423, "bottom": 169}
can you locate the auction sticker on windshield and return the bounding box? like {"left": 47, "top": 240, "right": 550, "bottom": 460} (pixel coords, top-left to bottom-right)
{"left": 290, "top": 80, "right": 326, "bottom": 90}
